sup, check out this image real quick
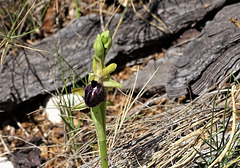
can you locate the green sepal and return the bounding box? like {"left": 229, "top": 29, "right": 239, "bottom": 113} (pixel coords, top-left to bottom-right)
{"left": 103, "top": 79, "right": 122, "bottom": 88}
{"left": 71, "top": 88, "right": 85, "bottom": 97}
{"left": 72, "top": 101, "right": 88, "bottom": 111}
{"left": 98, "top": 63, "right": 117, "bottom": 78}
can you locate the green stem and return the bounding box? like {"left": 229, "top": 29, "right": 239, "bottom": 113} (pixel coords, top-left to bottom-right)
{"left": 91, "top": 102, "right": 108, "bottom": 168}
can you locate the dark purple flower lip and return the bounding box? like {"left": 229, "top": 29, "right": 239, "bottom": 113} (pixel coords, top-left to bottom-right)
{"left": 84, "top": 80, "right": 106, "bottom": 107}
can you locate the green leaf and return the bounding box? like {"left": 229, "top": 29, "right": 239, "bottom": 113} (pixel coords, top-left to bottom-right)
{"left": 61, "top": 115, "right": 75, "bottom": 130}
{"left": 71, "top": 88, "right": 85, "bottom": 97}
{"left": 103, "top": 79, "right": 122, "bottom": 88}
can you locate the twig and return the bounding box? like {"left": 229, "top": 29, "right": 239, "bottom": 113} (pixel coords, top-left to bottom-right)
{"left": 142, "top": 3, "right": 172, "bottom": 33}
{"left": 13, "top": 117, "right": 30, "bottom": 137}
{"left": 130, "top": 0, "right": 167, "bottom": 33}
{"left": 104, "top": 4, "right": 121, "bottom": 30}
{"left": 13, "top": 43, "right": 50, "bottom": 53}
{"left": 99, "top": 0, "right": 105, "bottom": 32}
{"left": 112, "top": 1, "right": 128, "bottom": 39}
{"left": 128, "top": 94, "right": 167, "bottom": 116}
{"left": 0, "top": 131, "right": 10, "bottom": 153}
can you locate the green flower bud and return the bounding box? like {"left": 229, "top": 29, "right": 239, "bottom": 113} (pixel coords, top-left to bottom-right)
{"left": 94, "top": 34, "right": 105, "bottom": 58}
{"left": 100, "top": 30, "right": 112, "bottom": 54}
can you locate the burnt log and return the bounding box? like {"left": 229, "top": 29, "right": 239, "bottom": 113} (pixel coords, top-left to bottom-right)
{"left": 0, "top": 0, "right": 231, "bottom": 113}
{"left": 166, "top": 2, "right": 240, "bottom": 98}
